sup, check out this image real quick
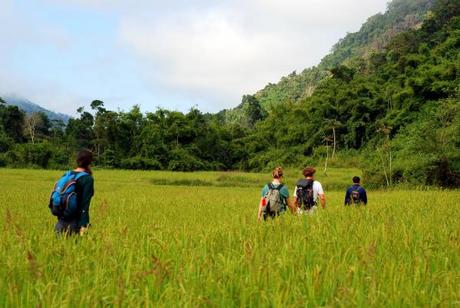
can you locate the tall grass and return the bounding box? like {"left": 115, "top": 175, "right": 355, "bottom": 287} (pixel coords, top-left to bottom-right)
{"left": 0, "top": 168, "right": 459, "bottom": 306}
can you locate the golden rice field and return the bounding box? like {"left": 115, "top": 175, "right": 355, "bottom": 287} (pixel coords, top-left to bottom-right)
{"left": 0, "top": 168, "right": 459, "bottom": 307}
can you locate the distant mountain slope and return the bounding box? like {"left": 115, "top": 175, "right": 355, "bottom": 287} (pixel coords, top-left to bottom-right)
{"left": 320, "top": 0, "right": 434, "bottom": 69}
{"left": 255, "top": 0, "right": 434, "bottom": 110}
{"left": 2, "top": 96, "right": 71, "bottom": 123}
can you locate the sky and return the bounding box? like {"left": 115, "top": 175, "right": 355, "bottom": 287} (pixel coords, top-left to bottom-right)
{"left": 0, "top": 0, "right": 389, "bottom": 115}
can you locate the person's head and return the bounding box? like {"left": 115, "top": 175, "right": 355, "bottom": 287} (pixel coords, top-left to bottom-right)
{"left": 272, "top": 166, "right": 284, "bottom": 180}
{"left": 76, "top": 149, "right": 93, "bottom": 172}
{"left": 353, "top": 176, "right": 360, "bottom": 184}
{"left": 303, "top": 166, "right": 316, "bottom": 178}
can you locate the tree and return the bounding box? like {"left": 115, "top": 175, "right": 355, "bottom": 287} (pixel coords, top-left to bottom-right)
{"left": 0, "top": 105, "right": 25, "bottom": 142}
{"left": 242, "top": 95, "right": 264, "bottom": 128}
{"left": 24, "top": 113, "right": 42, "bottom": 144}
{"left": 24, "top": 112, "right": 51, "bottom": 143}
{"left": 65, "top": 107, "right": 94, "bottom": 150}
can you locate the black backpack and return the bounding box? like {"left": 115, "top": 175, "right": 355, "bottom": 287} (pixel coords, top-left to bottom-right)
{"left": 296, "top": 179, "right": 315, "bottom": 210}
{"left": 351, "top": 189, "right": 361, "bottom": 205}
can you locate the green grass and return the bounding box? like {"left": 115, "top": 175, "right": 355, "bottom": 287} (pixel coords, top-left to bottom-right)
{"left": 0, "top": 168, "right": 459, "bottom": 306}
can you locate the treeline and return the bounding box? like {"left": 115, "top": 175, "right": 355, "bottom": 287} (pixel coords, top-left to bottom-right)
{"left": 0, "top": 0, "right": 459, "bottom": 187}
{"left": 0, "top": 100, "right": 249, "bottom": 171}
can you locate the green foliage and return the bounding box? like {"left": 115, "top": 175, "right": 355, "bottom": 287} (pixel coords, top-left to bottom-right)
{"left": 167, "top": 147, "right": 207, "bottom": 172}
{"left": 0, "top": 130, "right": 13, "bottom": 153}
{"left": 391, "top": 99, "right": 460, "bottom": 186}
{"left": 0, "top": 104, "right": 25, "bottom": 142}
{"left": 16, "top": 142, "right": 53, "bottom": 169}
{"left": 120, "top": 156, "right": 162, "bottom": 170}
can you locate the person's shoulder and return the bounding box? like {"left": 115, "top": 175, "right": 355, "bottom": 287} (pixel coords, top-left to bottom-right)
{"left": 77, "top": 172, "right": 93, "bottom": 183}
{"left": 280, "top": 184, "right": 289, "bottom": 191}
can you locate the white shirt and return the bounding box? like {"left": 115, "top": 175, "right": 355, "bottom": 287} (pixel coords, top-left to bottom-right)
{"left": 293, "top": 180, "right": 324, "bottom": 202}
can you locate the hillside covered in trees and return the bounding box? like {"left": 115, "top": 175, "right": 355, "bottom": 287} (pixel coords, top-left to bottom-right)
{"left": 0, "top": 0, "right": 459, "bottom": 187}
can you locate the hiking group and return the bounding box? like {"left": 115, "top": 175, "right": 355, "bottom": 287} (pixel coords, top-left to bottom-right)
{"left": 49, "top": 150, "right": 367, "bottom": 235}
{"left": 258, "top": 166, "right": 367, "bottom": 221}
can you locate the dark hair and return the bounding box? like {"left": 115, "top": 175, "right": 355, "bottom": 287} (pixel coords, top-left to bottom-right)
{"left": 303, "top": 166, "right": 316, "bottom": 178}
{"left": 353, "top": 176, "right": 360, "bottom": 183}
{"left": 272, "top": 166, "right": 283, "bottom": 179}
{"left": 76, "top": 149, "right": 93, "bottom": 173}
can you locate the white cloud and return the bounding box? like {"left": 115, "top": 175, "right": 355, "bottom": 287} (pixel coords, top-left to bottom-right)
{"left": 0, "top": 0, "right": 76, "bottom": 114}
{"left": 2, "top": 0, "right": 390, "bottom": 113}
{"left": 117, "top": 0, "right": 389, "bottom": 110}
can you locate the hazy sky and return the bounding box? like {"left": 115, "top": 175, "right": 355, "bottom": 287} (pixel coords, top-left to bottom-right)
{"left": 0, "top": 0, "right": 389, "bottom": 115}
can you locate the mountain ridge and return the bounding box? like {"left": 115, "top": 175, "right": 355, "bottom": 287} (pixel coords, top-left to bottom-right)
{"left": 2, "top": 96, "right": 71, "bottom": 123}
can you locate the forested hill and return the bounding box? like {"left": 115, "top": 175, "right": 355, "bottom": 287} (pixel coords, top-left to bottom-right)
{"left": 221, "top": 0, "right": 435, "bottom": 119}
{"left": 0, "top": 0, "right": 459, "bottom": 187}
{"left": 244, "top": 0, "right": 460, "bottom": 186}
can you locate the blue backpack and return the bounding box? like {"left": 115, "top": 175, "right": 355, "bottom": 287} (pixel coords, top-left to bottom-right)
{"left": 49, "top": 171, "right": 88, "bottom": 218}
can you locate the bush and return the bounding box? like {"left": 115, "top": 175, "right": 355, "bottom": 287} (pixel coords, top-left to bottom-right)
{"left": 99, "top": 148, "right": 120, "bottom": 168}
{"left": 0, "top": 153, "right": 7, "bottom": 167}
{"left": 167, "top": 148, "right": 206, "bottom": 171}
{"left": 120, "top": 156, "right": 162, "bottom": 170}
{"left": 248, "top": 148, "right": 304, "bottom": 172}
{"left": 20, "top": 142, "right": 53, "bottom": 168}
{"left": 0, "top": 131, "right": 12, "bottom": 153}
{"left": 48, "top": 147, "right": 71, "bottom": 169}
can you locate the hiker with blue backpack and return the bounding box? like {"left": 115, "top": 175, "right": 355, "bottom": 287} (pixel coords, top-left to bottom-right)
{"left": 344, "top": 176, "right": 367, "bottom": 206}
{"left": 258, "top": 167, "right": 296, "bottom": 221}
{"left": 294, "top": 166, "right": 326, "bottom": 214}
{"left": 49, "top": 149, "right": 95, "bottom": 235}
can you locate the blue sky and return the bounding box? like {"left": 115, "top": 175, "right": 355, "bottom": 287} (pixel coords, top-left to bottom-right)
{"left": 0, "top": 0, "right": 389, "bottom": 115}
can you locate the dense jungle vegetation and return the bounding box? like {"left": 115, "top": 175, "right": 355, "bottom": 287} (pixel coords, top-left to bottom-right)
{"left": 0, "top": 0, "right": 459, "bottom": 187}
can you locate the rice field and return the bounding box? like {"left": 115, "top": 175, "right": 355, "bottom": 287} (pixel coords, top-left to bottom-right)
{"left": 0, "top": 168, "right": 459, "bottom": 307}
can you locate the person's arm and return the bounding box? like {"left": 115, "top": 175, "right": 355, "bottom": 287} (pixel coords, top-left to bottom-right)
{"left": 319, "top": 194, "right": 326, "bottom": 209}
{"left": 362, "top": 188, "right": 368, "bottom": 205}
{"left": 316, "top": 182, "right": 326, "bottom": 209}
{"left": 258, "top": 197, "right": 265, "bottom": 221}
{"left": 281, "top": 186, "right": 296, "bottom": 215}
{"left": 286, "top": 197, "right": 296, "bottom": 214}
{"left": 344, "top": 188, "right": 351, "bottom": 205}
{"left": 292, "top": 187, "right": 299, "bottom": 208}
{"left": 78, "top": 176, "right": 94, "bottom": 228}
{"left": 258, "top": 185, "right": 268, "bottom": 221}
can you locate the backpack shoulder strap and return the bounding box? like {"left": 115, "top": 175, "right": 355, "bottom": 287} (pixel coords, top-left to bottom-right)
{"left": 74, "top": 171, "right": 89, "bottom": 181}
{"left": 268, "top": 183, "right": 283, "bottom": 191}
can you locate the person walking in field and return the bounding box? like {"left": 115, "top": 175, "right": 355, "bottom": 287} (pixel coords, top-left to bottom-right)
{"left": 344, "top": 176, "right": 367, "bottom": 206}
{"left": 49, "top": 149, "right": 95, "bottom": 235}
{"left": 258, "top": 167, "right": 296, "bottom": 221}
{"left": 294, "top": 166, "right": 326, "bottom": 214}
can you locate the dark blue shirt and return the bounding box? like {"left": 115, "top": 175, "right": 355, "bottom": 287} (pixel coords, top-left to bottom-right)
{"left": 344, "top": 184, "right": 367, "bottom": 205}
